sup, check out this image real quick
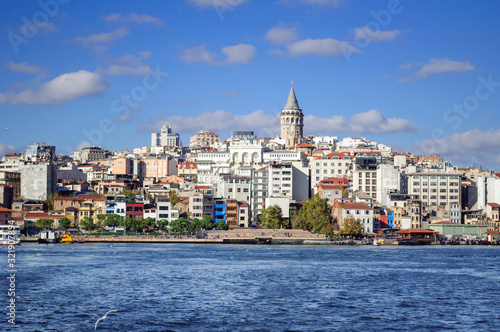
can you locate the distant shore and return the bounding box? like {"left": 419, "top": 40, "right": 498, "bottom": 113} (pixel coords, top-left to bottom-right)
{"left": 20, "top": 235, "right": 500, "bottom": 246}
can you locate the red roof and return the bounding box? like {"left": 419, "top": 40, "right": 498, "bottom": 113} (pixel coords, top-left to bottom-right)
{"left": 0, "top": 207, "right": 13, "bottom": 212}
{"left": 25, "top": 212, "right": 64, "bottom": 218}
{"left": 431, "top": 221, "right": 457, "bottom": 225}
{"left": 178, "top": 162, "right": 198, "bottom": 169}
{"left": 297, "top": 143, "right": 315, "bottom": 148}
{"left": 319, "top": 178, "right": 349, "bottom": 185}
{"left": 323, "top": 152, "right": 351, "bottom": 159}
{"left": 195, "top": 185, "right": 210, "bottom": 190}
{"left": 487, "top": 203, "right": 500, "bottom": 207}
{"left": 318, "top": 184, "right": 343, "bottom": 190}
{"left": 485, "top": 231, "right": 500, "bottom": 234}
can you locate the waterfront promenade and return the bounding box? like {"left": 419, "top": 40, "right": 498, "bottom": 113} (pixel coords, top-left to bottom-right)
{"left": 22, "top": 229, "right": 329, "bottom": 244}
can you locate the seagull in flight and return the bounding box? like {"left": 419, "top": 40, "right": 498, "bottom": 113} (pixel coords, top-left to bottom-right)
{"left": 95, "top": 310, "right": 118, "bottom": 330}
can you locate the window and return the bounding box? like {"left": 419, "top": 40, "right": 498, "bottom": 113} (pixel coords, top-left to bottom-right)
{"left": 228, "top": 188, "right": 233, "bottom": 192}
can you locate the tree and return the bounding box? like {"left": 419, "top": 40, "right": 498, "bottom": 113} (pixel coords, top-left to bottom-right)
{"left": 201, "top": 215, "right": 214, "bottom": 230}
{"left": 80, "top": 216, "right": 95, "bottom": 231}
{"left": 125, "top": 216, "right": 140, "bottom": 231}
{"left": 96, "top": 214, "right": 106, "bottom": 231}
{"left": 215, "top": 220, "right": 229, "bottom": 230}
{"left": 169, "top": 191, "right": 180, "bottom": 206}
{"left": 260, "top": 205, "right": 286, "bottom": 229}
{"left": 59, "top": 217, "right": 71, "bottom": 230}
{"left": 44, "top": 192, "right": 61, "bottom": 211}
{"left": 341, "top": 215, "right": 364, "bottom": 236}
{"left": 292, "top": 194, "right": 333, "bottom": 233}
{"left": 36, "top": 218, "right": 53, "bottom": 229}
{"left": 157, "top": 219, "right": 168, "bottom": 231}
{"left": 105, "top": 214, "right": 123, "bottom": 227}
{"left": 170, "top": 217, "right": 187, "bottom": 233}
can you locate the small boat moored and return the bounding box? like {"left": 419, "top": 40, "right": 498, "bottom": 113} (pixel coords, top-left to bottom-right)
{"left": 61, "top": 233, "right": 73, "bottom": 244}
{"left": 38, "top": 229, "right": 60, "bottom": 244}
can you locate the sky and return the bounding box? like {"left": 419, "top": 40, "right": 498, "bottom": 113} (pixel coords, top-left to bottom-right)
{"left": 1, "top": 0, "right": 500, "bottom": 169}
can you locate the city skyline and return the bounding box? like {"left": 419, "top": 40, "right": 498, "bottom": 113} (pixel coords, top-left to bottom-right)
{"left": 1, "top": 1, "right": 500, "bottom": 169}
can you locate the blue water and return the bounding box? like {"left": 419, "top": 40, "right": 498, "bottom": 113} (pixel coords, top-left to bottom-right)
{"left": 1, "top": 244, "right": 500, "bottom": 331}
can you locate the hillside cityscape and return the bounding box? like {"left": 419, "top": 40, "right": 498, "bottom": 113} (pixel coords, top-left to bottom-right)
{"left": 1, "top": 84, "right": 499, "bottom": 240}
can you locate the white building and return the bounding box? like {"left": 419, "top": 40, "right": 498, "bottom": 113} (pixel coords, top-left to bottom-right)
{"left": 20, "top": 163, "right": 57, "bottom": 200}
{"left": 404, "top": 171, "right": 461, "bottom": 208}
{"left": 376, "top": 164, "right": 400, "bottom": 206}
{"left": 151, "top": 122, "right": 180, "bottom": 147}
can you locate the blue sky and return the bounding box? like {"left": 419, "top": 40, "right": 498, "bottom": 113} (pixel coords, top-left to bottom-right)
{"left": 1, "top": 0, "right": 500, "bottom": 169}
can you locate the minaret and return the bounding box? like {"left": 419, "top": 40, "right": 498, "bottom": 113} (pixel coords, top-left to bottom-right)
{"left": 280, "top": 80, "right": 304, "bottom": 148}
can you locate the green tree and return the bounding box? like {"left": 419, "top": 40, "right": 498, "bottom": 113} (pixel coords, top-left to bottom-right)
{"left": 105, "top": 214, "right": 123, "bottom": 227}
{"left": 292, "top": 194, "right": 333, "bottom": 233}
{"left": 169, "top": 191, "right": 180, "bottom": 206}
{"left": 215, "top": 220, "right": 229, "bottom": 230}
{"left": 170, "top": 217, "right": 187, "bottom": 233}
{"left": 260, "top": 205, "right": 286, "bottom": 229}
{"left": 80, "top": 216, "right": 95, "bottom": 231}
{"left": 201, "top": 215, "right": 214, "bottom": 230}
{"left": 157, "top": 219, "right": 168, "bottom": 231}
{"left": 44, "top": 192, "right": 61, "bottom": 211}
{"left": 340, "top": 215, "right": 364, "bottom": 236}
{"left": 125, "top": 216, "right": 140, "bottom": 231}
{"left": 59, "top": 217, "right": 71, "bottom": 230}
{"left": 96, "top": 214, "right": 106, "bottom": 231}
{"left": 36, "top": 218, "right": 53, "bottom": 229}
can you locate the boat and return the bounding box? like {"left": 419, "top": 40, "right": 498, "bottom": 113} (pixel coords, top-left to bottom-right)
{"left": 61, "top": 233, "right": 73, "bottom": 244}
{"left": 373, "top": 238, "right": 381, "bottom": 246}
{"left": 38, "top": 229, "right": 59, "bottom": 244}
{"left": 0, "top": 225, "right": 21, "bottom": 245}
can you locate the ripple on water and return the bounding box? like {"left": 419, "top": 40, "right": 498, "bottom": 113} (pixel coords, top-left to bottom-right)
{"left": 1, "top": 244, "right": 500, "bottom": 331}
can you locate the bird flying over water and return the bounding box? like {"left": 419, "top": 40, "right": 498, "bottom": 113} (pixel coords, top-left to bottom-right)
{"left": 95, "top": 310, "right": 118, "bottom": 330}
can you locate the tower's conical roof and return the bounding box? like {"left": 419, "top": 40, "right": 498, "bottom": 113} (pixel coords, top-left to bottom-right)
{"left": 284, "top": 81, "right": 300, "bottom": 110}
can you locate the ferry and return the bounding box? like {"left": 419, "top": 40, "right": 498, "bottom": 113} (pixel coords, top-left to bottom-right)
{"left": 38, "top": 229, "right": 59, "bottom": 244}
{"left": 0, "top": 225, "right": 21, "bottom": 245}
{"left": 61, "top": 233, "right": 73, "bottom": 244}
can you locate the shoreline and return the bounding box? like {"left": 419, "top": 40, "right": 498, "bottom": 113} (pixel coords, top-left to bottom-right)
{"left": 20, "top": 236, "right": 500, "bottom": 246}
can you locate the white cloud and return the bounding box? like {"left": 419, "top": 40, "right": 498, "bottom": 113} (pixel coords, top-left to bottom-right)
{"left": 5, "top": 61, "right": 47, "bottom": 75}
{"left": 19, "top": 22, "right": 57, "bottom": 35}
{"left": 287, "top": 38, "right": 358, "bottom": 57}
{"left": 398, "top": 58, "right": 475, "bottom": 82}
{"left": 354, "top": 26, "right": 401, "bottom": 42}
{"left": 140, "top": 110, "right": 281, "bottom": 137}
{"left": 72, "top": 27, "right": 129, "bottom": 48}
{"left": 265, "top": 26, "right": 298, "bottom": 44}
{"left": 0, "top": 143, "right": 16, "bottom": 157}
{"left": 103, "top": 13, "right": 165, "bottom": 26}
{"left": 74, "top": 141, "right": 92, "bottom": 151}
{"left": 305, "top": 109, "right": 418, "bottom": 134}
{"left": 187, "top": 0, "right": 249, "bottom": 8}
{"left": 96, "top": 52, "right": 152, "bottom": 76}
{"left": 221, "top": 44, "right": 256, "bottom": 64}
{"left": 179, "top": 44, "right": 256, "bottom": 65}
{"left": 414, "top": 129, "right": 500, "bottom": 167}
{"left": 0, "top": 70, "right": 107, "bottom": 105}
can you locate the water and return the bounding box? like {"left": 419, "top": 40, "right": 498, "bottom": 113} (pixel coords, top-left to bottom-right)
{"left": 1, "top": 244, "right": 500, "bottom": 331}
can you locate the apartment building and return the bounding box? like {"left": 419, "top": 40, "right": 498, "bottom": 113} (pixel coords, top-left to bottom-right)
{"left": 310, "top": 152, "right": 352, "bottom": 190}
{"left": 404, "top": 172, "right": 461, "bottom": 208}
